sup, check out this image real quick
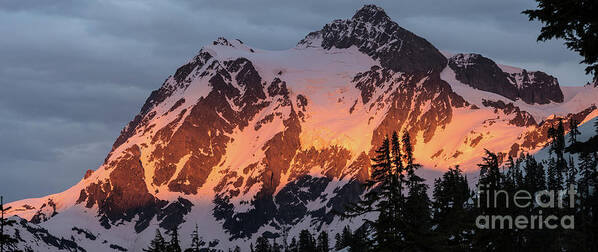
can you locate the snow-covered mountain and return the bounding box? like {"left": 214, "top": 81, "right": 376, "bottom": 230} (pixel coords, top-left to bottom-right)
{"left": 5, "top": 5, "right": 598, "bottom": 251}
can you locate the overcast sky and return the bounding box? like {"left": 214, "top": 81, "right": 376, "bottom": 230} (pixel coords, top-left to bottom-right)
{"left": 0, "top": 0, "right": 592, "bottom": 202}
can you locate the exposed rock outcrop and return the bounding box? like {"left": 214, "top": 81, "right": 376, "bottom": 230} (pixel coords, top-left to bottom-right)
{"left": 448, "top": 53, "right": 564, "bottom": 104}
{"left": 300, "top": 5, "right": 447, "bottom": 74}
{"left": 482, "top": 99, "right": 537, "bottom": 127}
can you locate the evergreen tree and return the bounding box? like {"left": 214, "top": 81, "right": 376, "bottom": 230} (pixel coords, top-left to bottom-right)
{"left": 505, "top": 156, "right": 529, "bottom": 249}
{"left": 589, "top": 152, "right": 598, "bottom": 251}
{"left": 255, "top": 235, "right": 271, "bottom": 252}
{"left": 523, "top": 0, "right": 598, "bottom": 76}
{"left": 403, "top": 133, "right": 433, "bottom": 251}
{"left": 287, "top": 237, "right": 297, "bottom": 252}
{"left": 544, "top": 157, "right": 565, "bottom": 250}
{"left": 504, "top": 156, "right": 516, "bottom": 187}
{"left": 474, "top": 150, "right": 515, "bottom": 251}
{"left": 566, "top": 156, "right": 577, "bottom": 187}
{"left": 281, "top": 225, "right": 289, "bottom": 252}
{"left": 144, "top": 229, "right": 167, "bottom": 252}
{"left": 432, "top": 166, "right": 473, "bottom": 251}
{"left": 576, "top": 151, "right": 598, "bottom": 250}
{"left": 521, "top": 154, "right": 559, "bottom": 251}
{"left": 506, "top": 156, "right": 524, "bottom": 188}
{"left": 391, "top": 131, "right": 406, "bottom": 196}
{"left": 298, "top": 229, "right": 316, "bottom": 252}
{"left": 546, "top": 157, "right": 560, "bottom": 191}
{"left": 390, "top": 131, "right": 407, "bottom": 244}
{"left": 348, "top": 227, "right": 369, "bottom": 252}
{"left": 477, "top": 151, "right": 502, "bottom": 204}
{"left": 316, "top": 231, "right": 329, "bottom": 252}
{"left": 343, "top": 134, "right": 404, "bottom": 249}
{"left": 569, "top": 119, "right": 581, "bottom": 144}
{"left": 343, "top": 131, "right": 432, "bottom": 250}
{"left": 402, "top": 131, "right": 414, "bottom": 169}
{"left": 188, "top": 224, "right": 204, "bottom": 252}
{"left": 272, "top": 238, "right": 282, "bottom": 252}
{"left": 341, "top": 226, "right": 352, "bottom": 244}
{"left": 334, "top": 233, "right": 342, "bottom": 251}
{"left": 522, "top": 154, "right": 546, "bottom": 192}
{"left": 167, "top": 228, "right": 182, "bottom": 252}
{"left": 548, "top": 121, "right": 566, "bottom": 189}
{"left": 335, "top": 226, "right": 352, "bottom": 250}
{"left": 0, "top": 196, "right": 18, "bottom": 252}
{"left": 578, "top": 152, "right": 595, "bottom": 202}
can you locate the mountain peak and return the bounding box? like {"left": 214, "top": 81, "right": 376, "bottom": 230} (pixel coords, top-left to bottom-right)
{"left": 299, "top": 4, "right": 446, "bottom": 74}
{"left": 351, "top": 4, "right": 391, "bottom": 25}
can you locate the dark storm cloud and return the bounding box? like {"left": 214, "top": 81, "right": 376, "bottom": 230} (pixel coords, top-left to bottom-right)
{"left": 0, "top": 0, "right": 592, "bottom": 201}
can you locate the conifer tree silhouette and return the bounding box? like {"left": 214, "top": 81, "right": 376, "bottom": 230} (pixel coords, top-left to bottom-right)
{"left": 343, "top": 134, "right": 405, "bottom": 250}
{"left": 255, "top": 235, "right": 271, "bottom": 252}
{"left": 316, "top": 231, "right": 329, "bottom": 252}
{"left": 144, "top": 229, "right": 166, "bottom": 252}
{"left": 0, "top": 196, "right": 18, "bottom": 252}
{"left": 188, "top": 224, "right": 204, "bottom": 252}
{"left": 167, "top": 227, "right": 182, "bottom": 252}
{"left": 569, "top": 119, "right": 581, "bottom": 144}
{"left": 523, "top": 0, "right": 598, "bottom": 76}
{"left": 298, "top": 229, "right": 316, "bottom": 252}
{"left": 432, "top": 166, "right": 474, "bottom": 251}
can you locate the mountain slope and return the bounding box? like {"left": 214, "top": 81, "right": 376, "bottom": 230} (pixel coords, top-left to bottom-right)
{"left": 5, "top": 5, "right": 598, "bottom": 251}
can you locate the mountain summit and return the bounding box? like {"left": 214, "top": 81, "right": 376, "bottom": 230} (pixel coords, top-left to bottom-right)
{"left": 351, "top": 4, "right": 390, "bottom": 24}
{"left": 300, "top": 4, "right": 446, "bottom": 74}
{"left": 5, "top": 5, "right": 598, "bottom": 251}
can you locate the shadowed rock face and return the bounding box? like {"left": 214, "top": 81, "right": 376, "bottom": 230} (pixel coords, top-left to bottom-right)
{"left": 259, "top": 109, "right": 302, "bottom": 194}
{"left": 78, "top": 145, "right": 167, "bottom": 233}
{"left": 507, "top": 70, "right": 564, "bottom": 104}
{"left": 482, "top": 99, "right": 537, "bottom": 127}
{"left": 275, "top": 176, "right": 332, "bottom": 224}
{"left": 30, "top": 199, "right": 57, "bottom": 224}
{"left": 18, "top": 218, "right": 87, "bottom": 251}
{"left": 353, "top": 65, "right": 394, "bottom": 104}
{"left": 448, "top": 53, "right": 564, "bottom": 104}
{"left": 300, "top": 4, "right": 447, "bottom": 74}
{"left": 111, "top": 51, "right": 214, "bottom": 156}
{"left": 449, "top": 54, "right": 519, "bottom": 101}
{"left": 157, "top": 197, "right": 193, "bottom": 231}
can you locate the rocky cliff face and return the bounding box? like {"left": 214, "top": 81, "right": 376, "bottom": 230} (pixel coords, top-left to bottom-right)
{"left": 299, "top": 5, "right": 446, "bottom": 74}
{"left": 448, "top": 53, "right": 564, "bottom": 104}
{"left": 5, "top": 5, "right": 598, "bottom": 252}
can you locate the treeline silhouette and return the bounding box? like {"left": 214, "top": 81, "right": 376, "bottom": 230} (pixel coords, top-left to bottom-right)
{"left": 1, "top": 196, "right": 18, "bottom": 252}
